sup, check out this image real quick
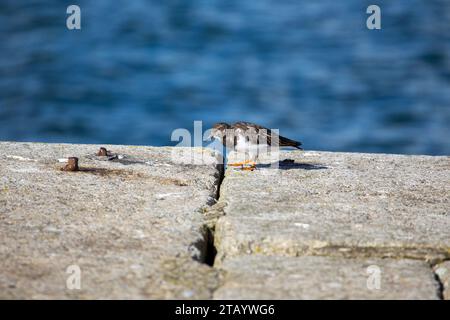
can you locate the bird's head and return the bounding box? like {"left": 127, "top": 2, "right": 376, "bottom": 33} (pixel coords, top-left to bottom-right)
{"left": 209, "top": 122, "right": 230, "bottom": 140}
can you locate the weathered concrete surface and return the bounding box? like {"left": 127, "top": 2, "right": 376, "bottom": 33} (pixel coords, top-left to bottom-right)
{"left": 1, "top": 143, "right": 448, "bottom": 299}
{"left": 214, "top": 255, "right": 439, "bottom": 299}
{"left": 215, "top": 151, "right": 450, "bottom": 264}
{"left": 434, "top": 261, "right": 450, "bottom": 300}
{"left": 0, "top": 142, "right": 221, "bottom": 299}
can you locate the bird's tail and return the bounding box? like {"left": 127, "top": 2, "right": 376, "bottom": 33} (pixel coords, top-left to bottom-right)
{"left": 282, "top": 137, "right": 303, "bottom": 150}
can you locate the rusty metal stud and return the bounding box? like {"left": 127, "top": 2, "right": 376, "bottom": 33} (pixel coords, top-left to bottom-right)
{"left": 97, "top": 147, "right": 108, "bottom": 156}
{"left": 63, "top": 157, "right": 79, "bottom": 171}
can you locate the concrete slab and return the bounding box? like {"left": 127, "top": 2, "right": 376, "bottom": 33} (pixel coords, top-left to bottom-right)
{"left": 0, "top": 142, "right": 222, "bottom": 299}
{"left": 215, "top": 151, "right": 450, "bottom": 263}
{"left": 214, "top": 255, "right": 439, "bottom": 300}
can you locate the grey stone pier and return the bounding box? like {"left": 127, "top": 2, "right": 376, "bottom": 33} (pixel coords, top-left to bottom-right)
{"left": 0, "top": 142, "right": 449, "bottom": 299}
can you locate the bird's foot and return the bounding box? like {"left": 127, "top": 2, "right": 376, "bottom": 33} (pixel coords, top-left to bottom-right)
{"left": 241, "top": 162, "right": 256, "bottom": 171}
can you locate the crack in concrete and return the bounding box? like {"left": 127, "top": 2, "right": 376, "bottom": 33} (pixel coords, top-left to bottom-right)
{"left": 431, "top": 260, "right": 449, "bottom": 300}
{"left": 433, "top": 271, "right": 445, "bottom": 300}
{"left": 202, "top": 163, "right": 224, "bottom": 267}
{"left": 191, "top": 162, "right": 224, "bottom": 267}
{"left": 194, "top": 162, "right": 225, "bottom": 299}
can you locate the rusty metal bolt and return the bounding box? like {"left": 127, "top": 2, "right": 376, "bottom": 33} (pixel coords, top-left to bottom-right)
{"left": 63, "top": 157, "right": 79, "bottom": 171}
{"left": 97, "top": 147, "right": 108, "bottom": 156}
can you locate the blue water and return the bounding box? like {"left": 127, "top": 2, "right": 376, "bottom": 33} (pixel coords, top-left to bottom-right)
{"left": 1, "top": 1, "right": 449, "bottom": 155}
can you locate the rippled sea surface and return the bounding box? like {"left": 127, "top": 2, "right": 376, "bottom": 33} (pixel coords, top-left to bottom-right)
{"left": 0, "top": 1, "right": 449, "bottom": 155}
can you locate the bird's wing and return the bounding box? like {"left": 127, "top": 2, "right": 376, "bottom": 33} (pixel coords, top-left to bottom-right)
{"left": 232, "top": 122, "right": 302, "bottom": 148}
{"left": 232, "top": 121, "right": 266, "bottom": 143}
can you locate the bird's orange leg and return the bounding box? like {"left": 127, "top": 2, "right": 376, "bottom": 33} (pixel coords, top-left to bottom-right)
{"left": 228, "top": 161, "right": 245, "bottom": 167}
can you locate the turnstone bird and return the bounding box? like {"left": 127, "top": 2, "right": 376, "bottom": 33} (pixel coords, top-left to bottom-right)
{"left": 209, "top": 121, "right": 302, "bottom": 170}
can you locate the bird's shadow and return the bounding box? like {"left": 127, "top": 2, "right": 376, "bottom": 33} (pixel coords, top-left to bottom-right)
{"left": 257, "top": 159, "right": 328, "bottom": 170}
